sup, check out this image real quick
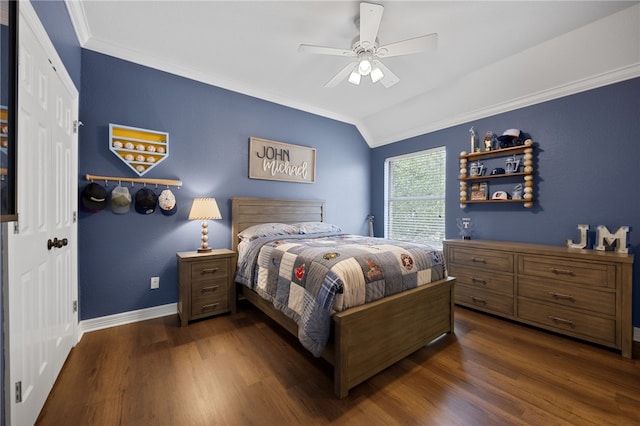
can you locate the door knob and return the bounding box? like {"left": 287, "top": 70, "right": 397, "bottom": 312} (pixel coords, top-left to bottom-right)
{"left": 47, "top": 237, "right": 69, "bottom": 250}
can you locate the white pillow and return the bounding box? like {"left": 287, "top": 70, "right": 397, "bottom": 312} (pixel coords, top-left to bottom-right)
{"left": 238, "top": 223, "right": 299, "bottom": 241}
{"left": 295, "top": 222, "right": 342, "bottom": 234}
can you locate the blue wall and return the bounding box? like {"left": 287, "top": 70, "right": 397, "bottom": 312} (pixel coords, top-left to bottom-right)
{"left": 371, "top": 77, "right": 640, "bottom": 326}
{"left": 78, "top": 50, "right": 370, "bottom": 320}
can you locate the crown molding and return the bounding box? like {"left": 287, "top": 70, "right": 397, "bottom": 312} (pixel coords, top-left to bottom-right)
{"left": 64, "top": 0, "right": 91, "bottom": 45}
{"left": 367, "top": 63, "right": 640, "bottom": 148}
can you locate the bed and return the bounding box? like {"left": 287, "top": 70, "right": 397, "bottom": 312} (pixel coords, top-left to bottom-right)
{"left": 231, "top": 197, "right": 455, "bottom": 398}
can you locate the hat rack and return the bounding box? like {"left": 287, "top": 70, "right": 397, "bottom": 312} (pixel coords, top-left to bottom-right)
{"left": 85, "top": 173, "right": 182, "bottom": 188}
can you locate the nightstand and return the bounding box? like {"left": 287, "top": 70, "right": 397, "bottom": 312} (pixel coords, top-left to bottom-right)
{"left": 177, "top": 249, "right": 237, "bottom": 326}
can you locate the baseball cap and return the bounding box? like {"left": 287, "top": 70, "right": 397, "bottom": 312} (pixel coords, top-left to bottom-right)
{"left": 497, "top": 129, "right": 523, "bottom": 148}
{"left": 81, "top": 183, "right": 107, "bottom": 212}
{"left": 135, "top": 187, "right": 158, "bottom": 215}
{"left": 111, "top": 185, "right": 132, "bottom": 214}
{"left": 158, "top": 189, "right": 177, "bottom": 216}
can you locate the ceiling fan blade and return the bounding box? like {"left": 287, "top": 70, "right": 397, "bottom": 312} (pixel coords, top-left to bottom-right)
{"left": 377, "top": 33, "right": 438, "bottom": 58}
{"left": 324, "top": 62, "right": 358, "bottom": 88}
{"left": 359, "top": 2, "right": 384, "bottom": 50}
{"left": 372, "top": 60, "right": 399, "bottom": 88}
{"left": 298, "top": 44, "right": 356, "bottom": 57}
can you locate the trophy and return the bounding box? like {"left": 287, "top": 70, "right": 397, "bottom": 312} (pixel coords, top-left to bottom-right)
{"left": 469, "top": 127, "right": 478, "bottom": 153}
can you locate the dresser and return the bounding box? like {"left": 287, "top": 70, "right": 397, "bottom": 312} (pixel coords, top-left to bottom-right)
{"left": 177, "top": 249, "right": 237, "bottom": 326}
{"left": 443, "top": 239, "right": 634, "bottom": 358}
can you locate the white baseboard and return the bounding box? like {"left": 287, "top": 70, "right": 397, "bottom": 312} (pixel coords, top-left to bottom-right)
{"left": 635, "top": 327, "right": 640, "bottom": 342}
{"left": 77, "top": 303, "right": 177, "bottom": 341}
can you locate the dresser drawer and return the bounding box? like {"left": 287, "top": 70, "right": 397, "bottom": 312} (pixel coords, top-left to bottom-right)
{"left": 518, "top": 299, "right": 616, "bottom": 345}
{"left": 518, "top": 255, "right": 615, "bottom": 288}
{"left": 191, "top": 259, "right": 229, "bottom": 282}
{"left": 449, "top": 266, "right": 513, "bottom": 295}
{"left": 518, "top": 276, "right": 615, "bottom": 315}
{"left": 448, "top": 247, "right": 513, "bottom": 273}
{"left": 455, "top": 285, "right": 514, "bottom": 316}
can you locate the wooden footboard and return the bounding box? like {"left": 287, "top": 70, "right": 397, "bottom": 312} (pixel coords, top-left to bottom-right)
{"left": 241, "top": 276, "right": 455, "bottom": 398}
{"left": 332, "top": 276, "right": 455, "bottom": 397}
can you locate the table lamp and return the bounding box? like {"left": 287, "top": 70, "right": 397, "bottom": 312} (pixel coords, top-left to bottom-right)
{"left": 188, "top": 197, "right": 222, "bottom": 252}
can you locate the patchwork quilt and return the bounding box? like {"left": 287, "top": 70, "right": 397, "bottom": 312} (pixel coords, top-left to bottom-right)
{"left": 236, "top": 233, "right": 446, "bottom": 357}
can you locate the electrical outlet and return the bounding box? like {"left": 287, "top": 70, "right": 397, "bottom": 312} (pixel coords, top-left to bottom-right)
{"left": 150, "top": 276, "right": 160, "bottom": 289}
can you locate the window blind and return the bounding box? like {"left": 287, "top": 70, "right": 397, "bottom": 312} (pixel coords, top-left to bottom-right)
{"left": 384, "top": 146, "right": 446, "bottom": 248}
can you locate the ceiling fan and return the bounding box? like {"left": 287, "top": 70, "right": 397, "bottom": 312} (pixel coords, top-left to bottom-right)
{"left": 298, "top": 2, "right": 438, "bottom": 88}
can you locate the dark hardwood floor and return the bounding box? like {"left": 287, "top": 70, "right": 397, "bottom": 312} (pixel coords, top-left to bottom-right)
{"left": 36, "top": 303, "right": 640, "bottom": 425}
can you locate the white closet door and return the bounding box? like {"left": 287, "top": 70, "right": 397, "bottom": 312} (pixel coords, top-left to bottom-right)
{"left": 6, "top": 4, "right": 78, "bottom": 425}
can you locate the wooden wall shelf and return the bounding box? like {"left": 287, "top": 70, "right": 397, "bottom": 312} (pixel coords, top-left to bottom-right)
{"left": 459, "top": 140, "right": 535, "bottom": 208}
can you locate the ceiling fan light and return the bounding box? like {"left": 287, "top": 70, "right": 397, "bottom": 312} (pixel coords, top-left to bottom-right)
{"left": 370, "top": 66, "right": 384, "bottom": 83}
{"left": 358, "top": 59, "right": 372, "bottom": 76}
{"left": 348, "top": 70, "right": 361, "bottom": 85}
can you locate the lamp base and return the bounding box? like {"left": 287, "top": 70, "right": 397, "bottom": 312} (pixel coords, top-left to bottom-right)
{"left": 197, "top": 248, "right": 212, "bottom": 253}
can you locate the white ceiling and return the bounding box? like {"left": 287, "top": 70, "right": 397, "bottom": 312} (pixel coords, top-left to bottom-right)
{"left": 66, "top": 1, "right": 640, "bottom": 147}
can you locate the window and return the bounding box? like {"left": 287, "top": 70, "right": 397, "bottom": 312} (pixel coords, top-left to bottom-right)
{"left": 384, "top": 146, "right": 446, "bottom": 248}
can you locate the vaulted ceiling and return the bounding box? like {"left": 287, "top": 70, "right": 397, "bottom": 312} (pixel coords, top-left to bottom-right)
{"left": 66, "top": 1, "right": 640, "bottom": 147}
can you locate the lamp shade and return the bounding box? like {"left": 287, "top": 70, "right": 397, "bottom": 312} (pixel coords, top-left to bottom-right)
{"left": 188, "top": 197, "right": 222, "bottom": 220}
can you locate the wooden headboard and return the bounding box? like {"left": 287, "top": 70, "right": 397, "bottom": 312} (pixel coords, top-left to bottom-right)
{"left": 231, "top": 197, "right": 326, "bottom": 252}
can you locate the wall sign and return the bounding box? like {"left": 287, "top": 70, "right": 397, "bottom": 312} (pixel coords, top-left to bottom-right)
{"left": 249, "top": 137, "right": 316, "bottom": 184}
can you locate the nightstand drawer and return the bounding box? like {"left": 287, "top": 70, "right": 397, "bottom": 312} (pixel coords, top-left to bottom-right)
{"left": 518, "top": 256, "right": 615, "bottom": 288}
{"left": 192, "top": 280, "right": 228, "bottom": 298}
{"left": 449, "top": 266, "right": 513, "bottom": 295}
{"left": 518, "top": 276, "right": 615, "bottom": 315}
{"left": 192, "top": 295, "right": 229, "bottom": 317}
{"left": 455, "top": 285, "right": 514, "bottom": 316}
{"left": 191, "top": 259, "right": 228, "bottom": 282}
{"left": 448, "top": 247, "right": 513, "bottom": 273}
{"left": 518, "top": 299, "right": 616, "bottom": 344}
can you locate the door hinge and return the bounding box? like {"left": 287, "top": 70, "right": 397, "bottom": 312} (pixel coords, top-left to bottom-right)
{"left": 73, "top": 120, "right": 83, "bottom": 134}
{"left": 13, "top": 221, "right": 19, "bottom": 234}
{"left": 15, "top": 381, "right": 22, "bottom": 403}
{"left": 73, "top": 300, "right": 78, "bottom": 313}
{"left": 72, "top": 211, "right": 77, "bottom": 223}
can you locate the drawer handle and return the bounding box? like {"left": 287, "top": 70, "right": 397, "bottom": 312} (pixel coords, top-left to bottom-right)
{"left": 548, "top": 315, "right": 574, "bottom": 326}
{"left": 471, "top": 277, "right": 487, "bottom": 285}
{"left": 201, "top": 268, "right": 219, "bottom": 275}
{"left": 550, "top": 268, "right": 574, "bottom": 276}
{"left": 471, "top": 296, "right": 487, "bottom": 305}
{"left": 201, "top": 303, "right": 219, "bottom": 312}
{"left": 549, "top": 292, "right": 574, "bottom": 301}
{"left": 471, "top": 257, "right": 486, "bottom": 264}
{"left": 201, "top": 285, "right": 219, "bottom": 293}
